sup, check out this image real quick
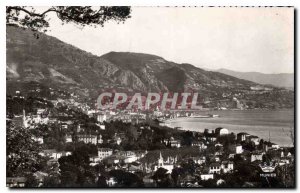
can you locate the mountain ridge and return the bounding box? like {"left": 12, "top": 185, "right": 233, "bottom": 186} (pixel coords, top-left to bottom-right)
{"left": 216, "top": 68, "right": 294, "bottom": 89}
{"left": 6, "top": 26, "right": 294, "bottom": 108}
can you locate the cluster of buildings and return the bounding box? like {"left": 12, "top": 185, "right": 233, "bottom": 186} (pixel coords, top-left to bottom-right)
{"left": 6, "top": 90, "right": 294, "bottom": 188}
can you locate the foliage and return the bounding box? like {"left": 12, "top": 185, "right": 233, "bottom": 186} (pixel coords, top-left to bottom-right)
{"left": 25, "top": 173, "right": 40, "bottom": 187}
{"left": 152, "top": 168, "right": 172, "bottom": 187}
{"left": 7, "top": 95, "right": 53, "bottom": 116}
{"left": 6, "top": 6, "right": 131, "bottom": 35}
{"left": 58, "top": 148, "right": 95, "bottom": 187}
{"left": 6, "top": 124, "right": 44, "bottom": 177}
{"left": 109, "top": 170, "right": 144, "bottom": 187}
{"left": 42, "top": 163, "right": 61, "bottom": 187}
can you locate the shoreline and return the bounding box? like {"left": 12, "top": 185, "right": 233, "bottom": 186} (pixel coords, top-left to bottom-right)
{"left": 169, "top": 123, "right": 293, "bottom": 148}
{"left": 164, "top": 109, "right": 294, "bottom": 147}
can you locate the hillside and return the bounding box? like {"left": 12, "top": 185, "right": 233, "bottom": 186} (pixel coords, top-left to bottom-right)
{"left": 101, "top": 52, "right": 256, "bottom": 92}
{"left": 7, "top": 26, "right": 255, "bottom": 94}
{"left": 216, "top": 68, "right": 294, "bottom": 89}
{"left": 6, "top": 26, "right": 294, "bottom": 108}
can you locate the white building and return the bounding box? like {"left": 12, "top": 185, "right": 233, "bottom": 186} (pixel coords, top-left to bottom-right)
{"left": 264, "top": 142, "right": 280, "bottom": 151}
{"left": 90, "top": 156, "right": 101, "bottom": 163}
{"left": 124, "top": 155, "right": 138, "bottom": 163}
{"left": 115, "top": 151, "right": 139, "bottom": 163}
{"left": 98, "top": 148, "right": 113, "bottom": 161}
{"left": 77, "top": 134, "right": 97, "bottom": 144}
{"left": 200, "top": 174, "right": 214, "bottom": 181}
{"left": 98, "top": 135, "right": 103, "bottom": 144}
{"left": 191, "top": 156, "right": 206, "bottom": 165}
{"left": 97, "top": 114, "right": 107, "bottom": 123}
{"left": 215, "top": 128, "right": 229, "bottom": 136}
{"left": 65, "top": 135, "right": 72, "bottom": 143}
{"left": 99, "top": 124, "right": 105, "bottom": 130}
{"left": 154, "top": 152, "right": 176, "bottom": 173}
{"left": 32, "top": 136, "right": 44, "bottom": 144}
{"left": 36, "top": 108, "right": 46, "bottom": 116}
{"left": 165, "top": 137, "right": 181, "bottom": 148}
{"left": 221, "top": 161, "right": 234, "bottom": 173}
{"left": 236, "top": 145, "right": 243, "bottom": 154}
{"left": 116, "top": 137, "right": 122, "bottom": 145}
{"left": 206, "top": 136, "right": 217, "bottom": 142}
{"left": 248, "top": 136, "right": 260, "bottom": 145}
{"left": 237, "top": 132, "right": 250, "bottom": 142}
{"left": 209, "top": 163, "right": 221, "bottom": 174}
{"left": 251, "top": 153, "right": 264, "bottom": 162}
{"left": 106, "top": 177, "right": 117, "bottom": 187}
{"left": 170, "top": 140, "right": 181, "bottom": 148}
{"left": 22, "top": 110, "right": 49, "bottom": 129}
{"left": 40, "top": 149, "right": 72, "bottom": 160}
{"left": 191, "top": 141, "right": 207, "bottom": 150}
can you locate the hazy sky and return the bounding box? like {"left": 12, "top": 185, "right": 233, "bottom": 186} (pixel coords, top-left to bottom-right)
{"left": 42, "top": 7, "right": 294, "bottom": 74}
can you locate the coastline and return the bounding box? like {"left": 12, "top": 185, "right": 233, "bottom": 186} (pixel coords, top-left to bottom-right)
{"left": 165, "top": 109, "right": 294, "bottom": 147}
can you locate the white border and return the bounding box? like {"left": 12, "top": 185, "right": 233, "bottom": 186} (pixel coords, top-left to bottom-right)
{"left": 1, "top": 0, "right": 297, "bottom": 6}
{"left": 1, "top": 1, "right": 298, "bottom": 193}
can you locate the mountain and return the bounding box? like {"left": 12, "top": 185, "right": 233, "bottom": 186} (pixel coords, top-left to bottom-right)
{"left": 100, "top": 52, "right": 258, "bottom": 92}
{"left": 6, "top": 26, "right": 254, "bottom": 94}
{"left": 216, "top": 68, "right": 294, "bottom": 89}
{"left": 6, "top": 26, "right": 294, "bottom": 108}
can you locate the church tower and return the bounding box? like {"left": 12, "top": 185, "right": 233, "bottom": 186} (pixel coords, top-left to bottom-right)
{"left": 158, "top": 152, "right": 164, "bottom": 167}
{"left": 22, "top": 109, "right": 28, "bottom": 128}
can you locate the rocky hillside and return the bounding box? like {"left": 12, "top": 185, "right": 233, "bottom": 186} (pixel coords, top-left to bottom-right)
{"left": 6, "top": 26, "right": 294, "bottom": 108}
{"left": 101, "top": 52, "right": 257, "bottom": 93}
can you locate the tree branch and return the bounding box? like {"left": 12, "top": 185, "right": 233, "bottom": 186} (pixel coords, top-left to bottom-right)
{"left": 7, "top": 6, "right": 58, "bottom": 17}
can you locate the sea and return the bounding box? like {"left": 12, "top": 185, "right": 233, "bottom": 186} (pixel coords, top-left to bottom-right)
{"left": 168, "top": 109, "right": 294, "bottom": 147}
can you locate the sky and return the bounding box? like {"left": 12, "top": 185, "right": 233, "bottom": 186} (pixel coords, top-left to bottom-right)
{"left": 41, "top": 7, "right": 294, "bottom": 74}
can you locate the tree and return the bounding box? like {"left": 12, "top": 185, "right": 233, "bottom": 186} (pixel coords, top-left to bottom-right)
{"left": 43, "top": 164, "right": 61, "bottom": 188}
{"left": 171, "top": 167, "right": 184, "bottom": 186}
{"left": 58, "top": 147, "right": 95, "bottom": 187}
{"left": 6, "top": 124, "right": 43, "bottom": 178}
{"left": 96, "top": 175, "right": 108, "bottom": 187}
{"left": 181, "top": 131, "right": 194, "bottom": 146}
{"left": 152, "top": 168, "right": 171, "bottom": 187}
{"left": 242, "top": 141, "right": 256, "bottom": 152}
{"left": 25, "top": 173, "right": 40, "bottom": 187}
{"left": 202, "top": 178, "right": 217, "bottom": 188}
{"left": 6, "top": 6, "right": 131, "bottom": 35}
{"left": 181, "top": 159, "right": 196, "bottom": 176}
{"left": 109, "top": 170, "right": 144, "bottom": 187}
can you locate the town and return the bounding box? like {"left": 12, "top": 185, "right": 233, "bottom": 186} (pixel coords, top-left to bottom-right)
{"left": 96, "top": 92, "right": 202, "bottom": 110}
{"left": 6, "top": 88, "right": 295, "bottom": 188}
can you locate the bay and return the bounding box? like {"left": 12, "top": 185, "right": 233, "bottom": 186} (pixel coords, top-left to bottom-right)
{"left": 168, "top": 109, "right": 294, "bottom": 147}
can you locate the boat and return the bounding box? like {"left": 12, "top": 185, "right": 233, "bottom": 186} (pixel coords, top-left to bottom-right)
{"left": 189, "top": 114, "right": 220, "bottom": 118}
{"left": 209, "top": 114, "right": 220, "bottom": 118}
{"left": 190, "top": 114, "right": 211, "bottom": 118}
